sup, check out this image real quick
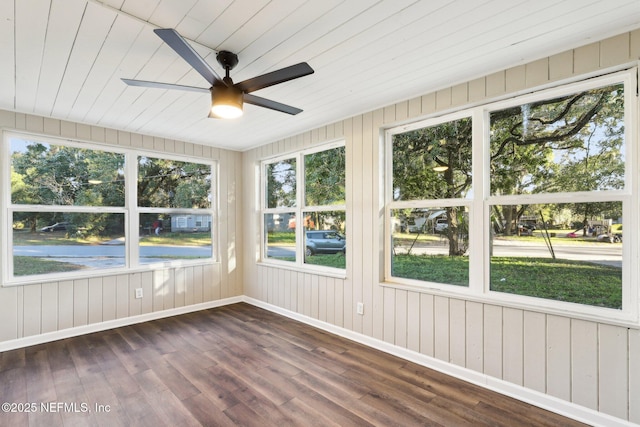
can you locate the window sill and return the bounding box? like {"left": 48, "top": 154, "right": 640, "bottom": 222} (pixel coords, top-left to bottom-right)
{"left": 257, "top": 260, "right": 347, "bottom": 280}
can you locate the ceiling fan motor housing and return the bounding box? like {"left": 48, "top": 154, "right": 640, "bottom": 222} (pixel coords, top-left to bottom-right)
{"left": 216, "top": 51, "right": 239, "bottom": 72}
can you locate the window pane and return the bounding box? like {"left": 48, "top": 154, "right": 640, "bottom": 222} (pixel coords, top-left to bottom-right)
{"left": 392, "top": 118, "right": 472, "bottom": 201}
{"left": 138, "top": 213, "right": 212, "bottom": 264}
{"left": 12, "top": 212, "right": 125, "bottom": 276}
{"left": 303, "top": 211, "right": 346, "bottom": 269}
{"left": 305, "top": 146, "right": 345, "bottom": 206}
{"left": 489, "top": 202, "right": 622, "bottom": 309}
{"left": 10, "top": 138, "right": 125, "bottom": 206}
{"left": 490, "top": 83, "right": 625, "bottom": 196}
{"left": 138, "top": 156, "right": 212, "bottom": 208}
{"left": 264, "top": 213, "right": 297, "bottom": 262}
{"left": 390, "top": 207, "right": 469, "bottom": 286}
{"left": 265, "top": 159, "right": 296, "bottom": 208}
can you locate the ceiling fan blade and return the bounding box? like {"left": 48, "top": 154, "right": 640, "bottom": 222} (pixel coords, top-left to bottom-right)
{"left": 153, "top": 28, "right": 224, "bottom": 86}
{"left": 235, "top": 63, "right": 314, "bottom": 93}
{"left": 244, "top": 94, "right": 303, "bottom": 115}
{"left": 121, "top": 78, "right": 210, "bottom": 93}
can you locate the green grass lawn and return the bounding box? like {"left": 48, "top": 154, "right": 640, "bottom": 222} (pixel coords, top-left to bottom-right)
{"left": 267, "top": 231, "right": 296, "bottom": 244}
{"left": 391, "top": 254, "right": 621, "bottom": 309}
{"left": 139, "top": 232, "right": 211, "bottom": 246}
{"left": 268, "top": 252, "right": 621, "bottom": 309}
{"left": 13, "top": 256, "right": 85, "bottom": 276}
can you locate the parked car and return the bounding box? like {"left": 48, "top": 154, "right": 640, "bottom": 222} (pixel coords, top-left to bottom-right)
{"left": 597, "top": 233, "right": 622, "bottom": 243}
{"left": 517, "top": 222, "right": 536, "bottom": 232}
{"left": 434, "top": 218, "right": 448, "bottom": 232}
{"left": 305, "top": 231, "right": 346, "bottom": 256}
{"left": 40, "top": 222, "right": 69, "bottom": 232}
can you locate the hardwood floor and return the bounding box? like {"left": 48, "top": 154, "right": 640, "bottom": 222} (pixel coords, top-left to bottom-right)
{"left": 0, "top": 303, "right": 586, "bottom": 427}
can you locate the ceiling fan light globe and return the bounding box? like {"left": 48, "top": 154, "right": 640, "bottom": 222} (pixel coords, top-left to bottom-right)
{"left": 211, "top": 85, "right": 244, "bottom": 119}
{"left": 211, "top": 104, "right": 243, "bottom": 119}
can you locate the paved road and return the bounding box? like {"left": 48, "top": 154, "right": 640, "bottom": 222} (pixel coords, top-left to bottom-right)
{"left": 270, "top": 240, "right": 622, "bottom": 267}
{"left": 267, "top": 246, "right": 296, "bottom": 258}
{"left": 395, "top": 239, "right": 622, "bottom": 267}
{"left": 14, "top": 244, "right": 211, "bottom": 267}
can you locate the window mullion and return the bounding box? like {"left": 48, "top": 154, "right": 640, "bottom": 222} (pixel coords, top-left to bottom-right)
{"left": 297, "top": 152, "right": 304, "bottom": 265}
{"left": 126, "top": 152, "right": 139, "bottom": 268}
{"left": 469, "top": 108, "right": 486, "bottom": 295}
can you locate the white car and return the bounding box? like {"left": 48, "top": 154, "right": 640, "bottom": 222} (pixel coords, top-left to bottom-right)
{"left": 434, "top": 218, "right": 448, "bottom": 232}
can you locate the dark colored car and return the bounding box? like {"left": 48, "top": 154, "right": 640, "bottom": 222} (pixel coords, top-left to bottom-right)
{"left": 517, "top": 222, "right": 536, "bottom": 231}
{"left": 305, "top": 231, "right": 346, "bottom": 256}
{"left": 40, "top": 222, "right": 69, "bottom": 232}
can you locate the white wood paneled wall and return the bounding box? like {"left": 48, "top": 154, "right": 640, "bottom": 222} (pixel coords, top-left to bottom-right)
{"left": 0, "top": 110, "right": 243, "bottom": 343}
{"left": 243, "top": 30, "right": 640, "bottom": 423}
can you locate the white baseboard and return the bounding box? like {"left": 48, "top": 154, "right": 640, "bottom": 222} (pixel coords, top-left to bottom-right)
{"left": 243, "top": 297, "right": 636, "bottom": 427}
{"left": 0, "top": 296, "right": 243, "bottom": 352}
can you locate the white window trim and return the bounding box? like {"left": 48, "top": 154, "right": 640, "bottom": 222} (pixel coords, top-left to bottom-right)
{"left": 2, "top": 131, "right": 218, "bottom": 286}
{"left": 383, "top": 69, "right": 639, "bottom": 327}
{"left": 259, "top": 140, "right": 347, "bottom": 277}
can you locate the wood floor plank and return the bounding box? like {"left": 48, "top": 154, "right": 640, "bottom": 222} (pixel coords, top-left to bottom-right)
{"left": 101, "top": 332, "right": 150, "bottom": 376}
{"left": 117, "top": 390, "right": 167, "bottom": 427}
{"left": 181, "top": 393, "right": 237, "bottom": 427}
{"left": 0, "top": 348, "right": 25, "bottom": 372}
{"left": 0, "top": 303, "right": 588, "bottom": 427}
{"left": 79, "top": 371, "right": 130, "bottom": 427}
{"left": 223, "top": 401, "right": 267, "bottom": 427}
{"left": 45, "top": 340, "right": 76, "bottom": 373}
{"left": 0, "top": 367, "right": 29, "bottom": 427}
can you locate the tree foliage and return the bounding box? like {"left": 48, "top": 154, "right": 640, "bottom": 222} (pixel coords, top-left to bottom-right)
{"left": 137, "top": 157, "right": 211, "bottom": 208}
{"left": 392, "top": 82, "right": 625, "bottom": 253}
{"left": 304, "top": 146, "right": 345, "bottom": 206}
{"left": 10, "top": 140, "right": 212, "bottom": 236}
{"left": 11, "top": 140, "right": 125, "bottom": 233}
{"left": 265, "top": 158, "right": 296, "bottom": 208}
{"left": 393, "top": 118, "right": 472, "bottom": 255}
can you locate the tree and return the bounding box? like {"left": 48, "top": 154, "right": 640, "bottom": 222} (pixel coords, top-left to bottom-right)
{"left": 10, "top": 140, "right": 125, "bottom": 233}
{"left": 489, "top": 84, "right": 624, "bottom": 234}
{"left": 391, "top": 83, "right": 625, "bottom": 254}
{"left": 265, "top": 159, "right": 297, "bottom": 208}
{"left": 304, "top": 147, "right": 346, "bottom": 231}
{"left": 304, "top": 146, "right": 345, "bottom": 206}
{"left": 137, "top": 157, "right": 211, "bottom": 209}
{"left": 392, "top": 118, "right": 472, "bottom": 255}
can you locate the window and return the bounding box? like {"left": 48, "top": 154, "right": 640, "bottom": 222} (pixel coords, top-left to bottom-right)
{"left": 385, "top": 70, "right": 637, "bottom": 323}
{"left": 3, "top": 132, "right": 216, "bottom": 284}
{"left": 387, "top": 114, "right": 473, "bottom": 287}
{"left": 137, "top": 156, "right": 213, "bottom": 264}
{"left": 488, "top": 82, "right": 627, "bottom": 310}
{"left": 261, "top": 142, "right": 346, "bottom": 271}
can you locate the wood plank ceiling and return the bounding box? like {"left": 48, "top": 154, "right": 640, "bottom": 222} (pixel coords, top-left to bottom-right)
{"left": 1, "top": 0, "right": 639, "bottom": 151}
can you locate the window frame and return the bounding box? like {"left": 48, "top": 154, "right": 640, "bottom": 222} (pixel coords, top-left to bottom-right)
{"left": 260, "top": 140, "right": 346, "bottom": 275}
{"left": 383, "top": 69, "right": 639, "bottom": 326}
{"left": 2, "top": 131, "right": 218, "bottom": 286}
{"left": 384, "top": 110, "right": 477, "bottom": 294}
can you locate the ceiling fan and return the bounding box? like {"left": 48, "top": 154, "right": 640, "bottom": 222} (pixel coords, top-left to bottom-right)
{"left": 121, "top": 28, "right": 314, "bottom": 119}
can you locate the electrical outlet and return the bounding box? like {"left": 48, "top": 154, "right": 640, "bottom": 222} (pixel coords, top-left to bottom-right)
{"left": 135, "top": 288, "right": 143, "bottom": 299}
{"left": 356, "top": 302, "right": 364, "bottom": 315}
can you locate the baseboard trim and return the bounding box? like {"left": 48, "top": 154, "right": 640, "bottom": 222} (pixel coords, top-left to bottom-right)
{"left": 243, "top": 297, "right": 635, "bottom": 427}
{"left": 0, "top": 296, "right": 243, "bottom": 352}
